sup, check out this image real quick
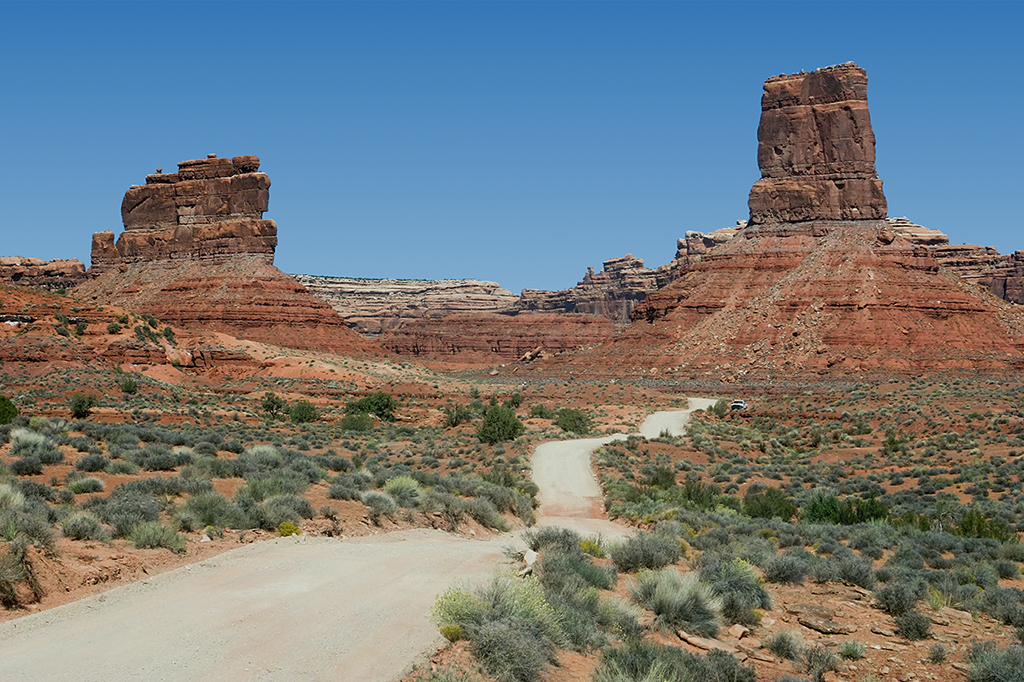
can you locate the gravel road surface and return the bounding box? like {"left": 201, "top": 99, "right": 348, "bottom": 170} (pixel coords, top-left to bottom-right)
{"left": 0, "top": 398, "right": 714, "bottom": 681}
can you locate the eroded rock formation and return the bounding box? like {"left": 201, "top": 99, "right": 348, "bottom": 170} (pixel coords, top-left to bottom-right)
{"left": 552, "top": 64, "right": 1024, "bottom": 376}
{"left": 0, "top": 258, "right": 87, "bottom": 290}
{"left": 747, "top": 62, "right": 887, "bottom": 225}
{"left": 78, "top": 156, "right": 375, "bottom": 356}
{"left": 293, "top": 275, "right": 519, "bottom": 335}
{"left": 90, "top": 155, "right": 276, "bottom": 275}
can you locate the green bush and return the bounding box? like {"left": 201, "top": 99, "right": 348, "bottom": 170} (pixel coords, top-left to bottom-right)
{"left": 130, "top": 521, "right": 186, "bottom": 553}
{"left": 969, "top": 642, "right": 1024, "bottom": 682}
{"left": 529, "top": 404, "right": 557, "bottom": 420}
{"left": 346, "top": 392, "right": 397, "bottom": 422}
{"left": 107, "top": 322, "right": 122, "bottom": 334}
{"left": 928, "top": 643, "right": 948, "bottom": 663}
{"left": 76, "top": 453, "right": 109, "bottom": 472}
{"left": 802, "top": 645, "right": 840, "bottom": 682}
{"left": 61, "top": 512, "right": 110, "bottom": 541}
{"left": 709, "top": 398, "right": 729, "bottom": 418}
{"left": 277, "top": 521, "right": 300, "bottom": 536}
{"left": 340, "top": 412, "right": 373, "bottom": 431}
{"left": 117, "top": 375, "right": 138, "bottom": 395}
{"left": 477, "top": 406, "right": 524, "bottom": 445}
{"left": 609, "top": 532, "right": 682, "bottom": 572}
{"left": 443, "top": 404, "right": 475, "bottom": 428}
{"left": 839, "top": 641, "right": 866, "bottom": 660}
{"left": 0, "top": 395, "right": 18, "bottom": 425}
{"left": 261, "top": 392, "right": 286, "bottom": 418}
{"left": 10, "top": 457, "right": 43, "bottom": 476}
{"left": 876, "top": 578, "right": 926, "bottom": 616}
{"left": 465, "top": 497, "right": 510, "bottom": 531}
{"left": 764, "top": 553, "right": 810, "bottom": 584}
{"left": 68, "top": 394, "right": 98, "bottom": 419}
{"left": 175, "top": 492, "right": 250, "bottom": 530}
{"left": 554, "top": 408, "right": 592, "bottom": 435}
{"left": 743, "top": 486, "right": 797, "bottom": 521}
{"left": 629, "top": 569, "right": 723, "bottom": 637}
{"left": 289, "top": 400, "right": 318, "bottom": 424}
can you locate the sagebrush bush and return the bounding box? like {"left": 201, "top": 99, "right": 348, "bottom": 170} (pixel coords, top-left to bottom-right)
{"left": 802, "top": 645, "right": 840, "bottom": 682}
{"left": 68, "top": 477, "right": 105, "bottom": 494}
{"left": 61, "top": 512, "right": 110, "bottom": 541}
{"left": 838, "top": 640, "right": 866, "bottom": 660}
{"left": 609, "top": 532, "right": 682, "bottom": 572}
{"left": 175, "top": 492, "right": 250, "bottom": 531}
{"left": 764, "top": 553, "right": 809, "bottom": 584}
{"left": 130, "top": 521, "right": 186, "bottom": 553}
{"left": 361, "top": 490, "right": 398, "bottom": 524}
{"left": 594, "top": 639, "right": 755, "bottom": 682}
{"left": 10, "top": 457, "right": 43, "bottom": 476}
{"left": 477, "top": 406, "right": 524, "bottom": 445}
{"left": 465, "top": 497, "right": 510, "bottom": 531}
{"left": 895, "top": 610, "right": 932, "bottom": 640}
{"left": 384, "top": 475, "right": 422, "bottom": 508}
{"left": 699, "top": 558, "right": 771, "bottom": 625}
{"left": 629, "top": 569, "right": 723, "bottom": 637}
{"left": 765, "top": 631, "right": 804, "bottom": 661}
{"left": 876, "top": 578, "right": 926, "bottom": 615}
{"left": 968, "top": 642, "right": 1024, "bottom": 682}
{"left": 75, "top": 453, "right": 109, "bottom": 472}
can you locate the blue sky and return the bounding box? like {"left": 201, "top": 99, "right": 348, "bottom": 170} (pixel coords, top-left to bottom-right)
{"left": 2, "top": 1, "right": 1022, "bottom": 293}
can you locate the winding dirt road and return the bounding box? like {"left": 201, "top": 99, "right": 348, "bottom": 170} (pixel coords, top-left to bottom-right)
{"left": 0, "top": 399, "right": 713, "bottom": 682}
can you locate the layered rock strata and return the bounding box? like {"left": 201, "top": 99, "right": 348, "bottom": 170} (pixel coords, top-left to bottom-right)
{"left": 293, "top": 275, "right": 519, "bottom": 335}
{"left": 79, "top": 156, "right": 374, "bottom": 355}
{"left": 91, "top": 155, "right": 276, "bottom": 275}
{"left": 381, "top": 313, "right": 616, "bottom": 362}
{"left": 0, "top": 257, "right": 87, "bottom": 290}
{"left": 747, "top": 62, "right": 887, "bottom": 225}
{"left": 519, "top": 255, "right": 660, "bottom": 322}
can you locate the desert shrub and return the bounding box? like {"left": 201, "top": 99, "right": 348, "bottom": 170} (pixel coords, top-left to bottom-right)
{"left": 68, "top": 477, "right": 105, "bottom": 494}
{"left": 957, "top": 508, "right": 1016, "bottom": 542}
{"left": 346, "top": 392, "right": 396, "bottom": 422}
{"left": 92, "top": 490, "right": 160, "bottom": 537}
{"left": 765, "top": 630, "right": 804, "bottom": 661}
{"left": 609, "top": 532, "right": 682, "bottom": 572}
{"left": 968, "top": 642, "right": 1024, "bottom": 682}
{"left": 743, "top": 486, "right": 797, "bottom": 521}
{"left": 105, "top": 459, "right": 139, "bottom": 475}
{"left": 554, "top": 408, "right": 592, "bottom": 435}
{"left": 465, "top": 497, "right": 510, "bottom": 531}
{"left": 0, "top": 538, "right": 43, "bottom": 608}
{"left": 61, "top": 512, "right": 110, "bottom": 541}
{"left": 708, "top": 398, "right": 729, "bottom": 418}
{"left": 477, "top": 406, "right": 524, "bottom": 445}
{"left": 928, "top": 643, "right": 948, "bottom": 663}
{"left": 629, "top": 569, "right": 723, "bottom": 637}
{"left": 0, "top": 395, "right": 18, "bottom": 425}
{"left": 117, "top": 375, "right": 138, "bottom": 395}
{"left": 107, "top": 322, "right": 122, "bottom": 334}
{"left": 831, "top": 554, "right": 876, "bottom": 589}
{"left": 699, "top": 558, "right": 771, "bottom": 625}
{"left": 235, "top": 472, "right": 308, "bottom": 504}
{"left": 289, "top": 400, "right": 318, "bottom": 424}
{"left": 876, "top": 578, "right": 927, "bottom": 615}
{"left": 361, "top": 490, "right": 398, "bottom": 524}
{"left": 256, "top": 494, "right": 314, "bottom": 529}
{"left": 525, "top": 526, "right": 583, "bottom": 554}
{"left": 443, "top": 404, "right": 475, "bottom": 428}
{"left": 594, "top": 639, "right": 755, "bottom": 682}
{"left": 68, "top": 393, "right": 98, "bottom": 419}
{"left": 130, "top": 521, "right": 186, "bottom": 553}
{"left": 433, "top": 576, "right": 562, "bottom": 682}
{"left": 192, "top": 442, "right": 217, "bottom": 456}
{"left": 839, "top": 641, "right": 866, "bottom": 660}
{"left": 184, "top": 456, "right": 235, "bottom": 479}
{"left": 422, "top": 490, "right": 468, "bottom": 531}
{"left": 802, "top": 645, "right": 840, "bottom": 682}
{"left": 175, "top": 492, "right": 250, "bottom": 531}
{"left": 10, "top": 428, "right": 63, "bottom": 464}
{"left": 10, "top": 457, "right": 43, "bottom": 476}
{"left": 764, "top": 553, "right": 810, "bottom": 584}
{"left": 277, "top": 521, "right": 300, "bottom": 536}
{"left": 340, "top": 412, "right": 373, "bottom": 432}
{"left": 0, "top": 484, "right": 25, "bottom": 511}
{"left": 75, "top": 453, "right": 109, "bottom": 472}
{"left": 261, "top": 392, "right": 286, "bottom": 418}
{"left": 384, "top": 475, "right": 423, "bottom": 508}
{"left": 132, "top": 443, "right": 192, "bottom": 471}
{"left": 529, "top": 404, "right": 557, "bottom": 420}
{"left": 895, "top": 610, "right": 932, "bottom": 640}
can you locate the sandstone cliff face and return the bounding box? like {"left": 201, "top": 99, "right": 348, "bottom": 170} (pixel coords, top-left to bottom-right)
{"left": 519, "top": 255, "right": 659, "bottom": 322}
{"left": 90, "top": 155, "right": 276, "bottom": 274}
{"left": 292, "top": 275, "right": 519, "bottom": 335}
{"left": 0, "top": 257, "right": 87, "bottom": 290}
{"left": 748, "top": 63, "right": 887, "bottom": 225}
{"left": 381, "top": 313, "right": 616, "bottom": 362}
{"left": 79, "top": 156, "right": 375, "bottom": 356}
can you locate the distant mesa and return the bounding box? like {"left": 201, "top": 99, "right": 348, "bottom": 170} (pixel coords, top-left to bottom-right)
{"left": 0, "top": 257, "right": 86, "bottom": 290}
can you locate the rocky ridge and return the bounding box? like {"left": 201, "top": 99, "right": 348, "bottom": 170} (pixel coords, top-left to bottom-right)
{"left": 0, "top": 257, "right": 87, "bottom": 290}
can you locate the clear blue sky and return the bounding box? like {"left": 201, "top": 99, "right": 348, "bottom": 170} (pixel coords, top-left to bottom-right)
{"left": 2, "top": 1, "right": 1021, "bottom": 293}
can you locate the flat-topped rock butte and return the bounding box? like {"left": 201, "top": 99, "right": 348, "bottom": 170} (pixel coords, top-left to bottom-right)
{"left": 0, "top": 403, "right": 711, "bottom": 682}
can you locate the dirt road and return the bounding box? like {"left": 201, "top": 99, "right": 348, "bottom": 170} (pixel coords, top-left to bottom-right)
{"left": 0, "top": 399, "right": 712, "bottom": 681}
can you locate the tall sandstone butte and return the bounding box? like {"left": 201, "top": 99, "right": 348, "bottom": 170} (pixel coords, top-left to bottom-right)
{"left": 552, "top": 63, "right": 1024, "bottom": 377}
{"left": 77, "top": 155, "right": 374, "bottom": 355}
{"left": 747, "top": 62, "right": 887, "bottom": 225}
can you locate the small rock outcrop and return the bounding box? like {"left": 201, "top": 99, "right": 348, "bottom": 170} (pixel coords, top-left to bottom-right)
{"left": 292, "top": 275, "right": 519, "bottom": 335}
{"left": 747, "top": 62, "right": 887, "bottom": 225}
{"left": 0, "top": 257, "right": 87, "bottom": 290}
{"left": 90, "top": 155, "right": 276, "bottom": 274}
{"left": 519, "top": 254, "right": 660, "bottom": 322}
